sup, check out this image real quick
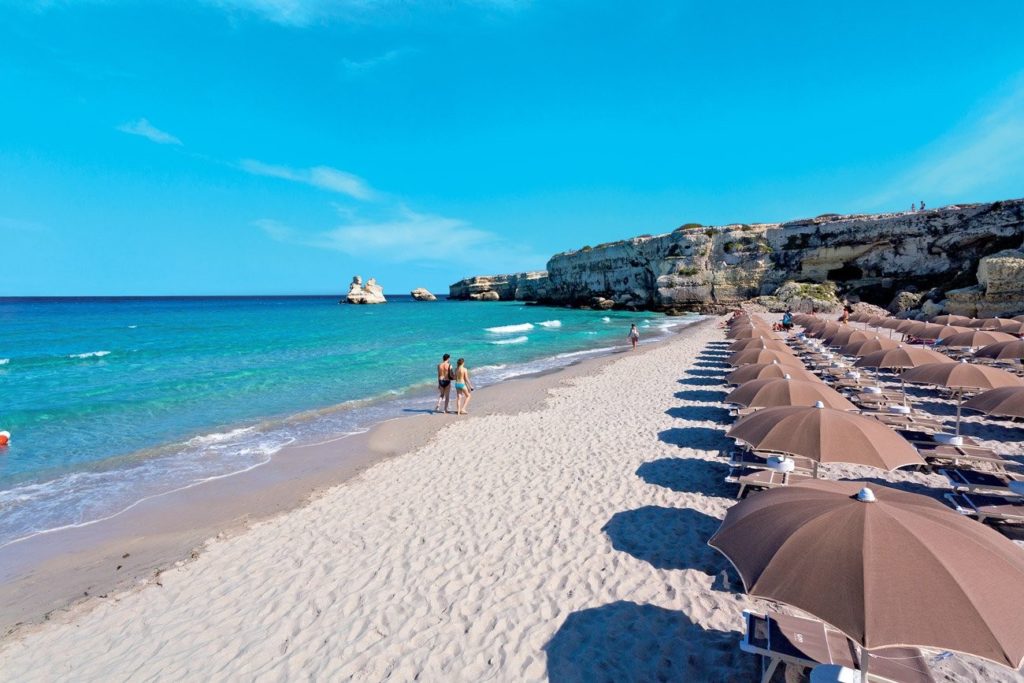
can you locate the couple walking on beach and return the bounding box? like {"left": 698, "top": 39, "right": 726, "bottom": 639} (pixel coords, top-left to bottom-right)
{"left": 435, "top": 354, "right": 474, "bottom": 415}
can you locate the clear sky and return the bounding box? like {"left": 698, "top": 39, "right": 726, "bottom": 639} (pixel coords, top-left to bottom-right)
{"left": 2, "top": 1, "right": 1023, "bottom": 296}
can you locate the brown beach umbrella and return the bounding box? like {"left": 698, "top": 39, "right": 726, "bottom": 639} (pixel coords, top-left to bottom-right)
{"left": 708, "top": 480, "right": 1024, "bottom": 671}
{"left": 726, "top": 404, "right": 924, "bottom": 471}
{"left": 824, "top": 328, "right": 870, "bottom": 347}
{"left": 853, "top": 345, "right": 953, "bottom": 370}
{"left": 728, "top": 337, "right": 789, "bottom": 353}
{"left": 792, "top": 314, "right": 815, "bottom": 326}
{"left": 901, "top": 361, "right": 1024, "bottom": 434}
{"left": 725, "top": 362, "right": 821, "bottom": 385}
{"left": 728, "top": 348, "right": 803, "bottom": 368}
{"left": 963, "top": 318, "right": 988, "bottom": 328}
{"left": 1015, "top": 315, "right": 1024, "bottom": 323}
{"left": 895, "top": 319, "right": 919, "bottom": 333}
{"left": 725, "top": 377, "right": 857, "bottom": 411}
{"left": 805, "top": 321, "right": 842, "bottom": 339}
{"left": 964, "top": 386, "right": 1024, "bottom": 420}
{"left": 978, "top": 318, "right": 1024, "bottom": 334}
{"left": 727, "top": 327, "right": 773, "bottom": 340}
{"left": 848, "top": 311, "right": 871, "bottom": 323}
{"left": 974, "top": 339, "right": 1024, "bottom": 362}
{"left": 917, "top": 324, "right": 973, "bottom": 341}
{"left": 937, "top": 329, "right": 1018, "bottom": 349}
{"left": 932, "top": 314, "right": 972, "bottom": 326}
{"left": 841, "top": 336, "right": 899, "bottom": 356}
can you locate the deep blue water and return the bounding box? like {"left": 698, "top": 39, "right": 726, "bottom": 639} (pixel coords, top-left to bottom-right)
{"left": 0, "top": 296, "right": 698, "bottom": 547}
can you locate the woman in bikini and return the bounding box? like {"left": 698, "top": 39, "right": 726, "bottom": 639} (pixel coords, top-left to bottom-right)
{"left": 453, "top": 358, "right": 474, "bottom": 415}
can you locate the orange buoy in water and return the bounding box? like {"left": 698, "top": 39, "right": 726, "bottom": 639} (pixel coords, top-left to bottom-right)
{"left": 0, "top": 431, "right": 9, "bottom": 447}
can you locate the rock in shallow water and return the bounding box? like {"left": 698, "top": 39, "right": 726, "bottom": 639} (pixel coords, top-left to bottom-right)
{"left": 410, "top": 288, "right": 437, "bottom": 301}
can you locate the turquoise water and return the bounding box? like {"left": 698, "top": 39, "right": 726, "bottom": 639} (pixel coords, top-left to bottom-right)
{"left": 0, "top": 296, "right": 698, "bottom": 547}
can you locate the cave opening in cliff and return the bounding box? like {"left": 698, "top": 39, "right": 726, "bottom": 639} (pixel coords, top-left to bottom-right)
{"left": 827, "top": 263, "right": 863, "bottom": 281}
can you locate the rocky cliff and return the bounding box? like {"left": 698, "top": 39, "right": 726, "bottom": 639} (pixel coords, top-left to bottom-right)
{"left": 450, "top": 199, "right": 1024, "bottom": 315}
{"left": 448, "top": 271, "right": 550, "bottom": 301}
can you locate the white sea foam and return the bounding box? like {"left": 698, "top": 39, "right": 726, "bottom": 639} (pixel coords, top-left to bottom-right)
{"left": 556, "top": 346, "right": 615, "bottom": 360}
{"left": 602, "top": 317, "right": 611, "bottom": 322}
{"left": 128, "top": 325, "right": 138, "bottom": 329}
{"left": 485, "top": 323, "right": 534, "bottom": 334}
{"left": 489, "top": 335, "right": 529, "bottom": 345}
{"left": 0, "top": 358, "right": 9, "bottom": 365}
{"left": 537, "top": 320, "right": 562, "bottom": 328}
{"left": 69, "top": 350, "right": 111, "bottom": 359}
{"left": 186, "top": 426, "right": 257, "bottom": 447}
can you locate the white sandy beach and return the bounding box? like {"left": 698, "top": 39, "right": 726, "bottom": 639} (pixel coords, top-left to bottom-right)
{"left": 2, "top": 317, "right": 1021, "bottom": 682}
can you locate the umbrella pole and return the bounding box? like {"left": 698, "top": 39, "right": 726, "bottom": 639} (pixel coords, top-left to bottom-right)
{"left": 861, "top": 644, "right": 871, "bottom": 680}
{"left": 956, "top": 390, "right": 963, "bottom": 436}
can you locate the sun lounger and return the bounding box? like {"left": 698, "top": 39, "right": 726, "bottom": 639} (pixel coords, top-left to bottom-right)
{"left": 939, "top": 468, "right": 1024, "bottom": 496}
{"left": 946, "top": 492, "right": 1024, "bottom": 525}
{"left": 730, "top": 468, "right": 814, "bottom": 498}
{"left": 917, "top": 444, "right": 1013, "bottom": 470}
{"left": 727, "top": 449, "right": 815, "bottom": 473}
{"left": 863, "top": 412, "right": 945, "bottom": 432}
{"left": 741, "top": 611, "right": 935, "bottom": 683}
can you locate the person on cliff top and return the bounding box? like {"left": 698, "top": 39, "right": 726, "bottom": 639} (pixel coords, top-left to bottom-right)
{"left": 628, "top": 323, "right": 640, "bottom": 350}
{"left": 453, "top": 358, "right": 474, "bottom": 415}
{"left": 911, "top": 202, "right": 916, "bottom": 212}
{"left": 435, "top": 353, "right": 453, "bottom": 414}
{"left": 920, "top": 200, "right": 926, "bottom": 211}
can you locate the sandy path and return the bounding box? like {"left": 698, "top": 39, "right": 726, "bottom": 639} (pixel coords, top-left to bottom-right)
{"left": 2, "top": 318, "right": 1019, "bottom": 682}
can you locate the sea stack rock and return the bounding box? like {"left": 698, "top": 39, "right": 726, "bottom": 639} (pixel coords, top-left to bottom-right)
{"left": 410, "top": 288, "right": 437, "bottom": 301}
{"left": 345, "top": 275, "right": 387, "bottom": 304}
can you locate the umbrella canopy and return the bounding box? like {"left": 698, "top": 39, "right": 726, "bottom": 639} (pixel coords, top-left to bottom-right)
{"left": 937, "top": 330, "right": 1018, "bottom": 349}
{"left": 931, "top": 314, "right": 972, "bottom": 326}
{"left": 727, "top": 327, "right": 773, "bottom": 340}
{"left": 849, "top": 311, "right": 872, "bottom": 323}
{"left": 877, "top": 317, "right": 903, "bottom": 330}
{"left": 977, "top": 318, "right": 1024, "bottom": 335}
{"left": 841, "top": 336, "right": 900, "bottom": 356}
{"left": 725, "top": 377, "right": 857, "bottom": 411}
{"left": 824, "top": 328, "right": 870, "bottom": 347}
{"left": 728, "top": 337, "right": 790, "bottom": 353}
{"left": 708, "top": 480, "right": 1024, "bottom": 669}
{"left": 918, "top": 324, "right": 973, "bottom": 341}
{"left": 728, "top": 348, "right": 803, "bottom": 367}
{"left": 1015, "top": 315, "right": 1024, "bottom": 323}
{"left": 974, "top": 339, "right": 1024, "bottom": 362}
{"left": 900, "top": 361, "right": 1024, "bottom": 434}
{"left": 725, "top": 362, "right": 821, "bottom": 385}
{"left": 964, "top": 386, "right": 1024, "bottom": 419}
{"left": 726, "top": 404, "right": 924, "bottom": 470}
{"left": 853, "top": 345, "right": 954, "bottom": 369}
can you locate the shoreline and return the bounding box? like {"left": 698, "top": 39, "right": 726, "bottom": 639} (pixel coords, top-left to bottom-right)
{"left": 0, "top": 318, "right": 709, "bottom": 637}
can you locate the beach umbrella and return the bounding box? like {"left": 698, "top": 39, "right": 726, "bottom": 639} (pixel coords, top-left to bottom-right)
{"left": 824, "top": 328, "right": 870, "bottom": 347}
{"left": 848, "top": 311, "right": 871, "bottom": 323}
{"left": 877, "top": 317, "right": 902, "bottom": 329}
{"left": 725, "top": 377, "right": 857, "bottom": 411}
{"left": 895, "top": 319, "right": 919, "bottom": 333}
{"left": 805, "top": 321, "right": 842, "bottom": 339}
{"left": 932, "top": 314, "right": 972, "bottom": 326}
{"left": 727, "top": 327, "right": 773, "bottom": 340}
{"left": 708, "top": 480, "right": 1024, "bottom": 673}
{"left": 725, "top": 362, "right": 821, "bottom": 385}
{"left": 963, "top": 318, "right": 988, "bottom": 328}
{"left": 977, "top": 318, "right": 1024, "bottom": 334}
{"left": 900, "top": 361, "right": 1024, "bottom": 435}
{"left": 792, "top": 314, "right": 815, "bottom": 326}
{"left": 726, "top": 404, "right": 924, "bottom": 471}
{"left": 841, "top": 336, "right": 899, "bottom": 357}
{"left": 728, "top": 337, "right": 789, "bottom": 353}
{"left": 1015, "top": 315, "right": 1024, "bottom": 323}
{"left": 964, "top": 386, "right": 1024, "bottom": 420}
{"left": 854, "top": 345, "right": 953, "bottom": 370}
{"left": 974, "top": 339, "right": 1024, "bottom": 363}
{"left": 917, "top": 324, "right": 973, "bottom": 341}
{"left": 937, "top": 329, "right": 1018, "bottom": 349}
{"left": 728, "top": 348, "right": 803, "bottom": 368}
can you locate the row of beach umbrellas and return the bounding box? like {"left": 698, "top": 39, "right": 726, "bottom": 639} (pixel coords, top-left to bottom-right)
{"left": 705, "top": 312, "right": 1024, "bottom": 677}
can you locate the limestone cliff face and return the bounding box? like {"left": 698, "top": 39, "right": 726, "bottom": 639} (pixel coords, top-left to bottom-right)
{"left": 943, "top": 245, "right": 1024, "bottom": 317}
{"left": 451, "top": 199, "right": 1023, "bottom": 312}
{"left": 448, "top": 271, "right": 550, "bottom": 301}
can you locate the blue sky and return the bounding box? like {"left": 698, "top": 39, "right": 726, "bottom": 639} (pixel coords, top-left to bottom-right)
{"left": 2, "top": 0, "right": 1023, "bottom": 295}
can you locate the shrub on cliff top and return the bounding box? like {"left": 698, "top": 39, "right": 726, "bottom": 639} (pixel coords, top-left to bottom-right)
{"left": 677, "top": 266, "right": 700, "bottom": 276}
{"left": 675, "top": 222, "right": 703, "bottom": 232}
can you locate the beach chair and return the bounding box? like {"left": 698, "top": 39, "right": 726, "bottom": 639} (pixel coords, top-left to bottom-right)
{"left": 741, "top": 610, "right": 935, "bottom": 683}
{"left": 939, "top": 468, "right": 1024, "bottom": 496}
{"left": 946, "top": 492, "right": 1024, "bottom": 525}
{"left": 730, "top": 468, "right": 814, "bottom": 499}
{"left": 916, "top": 444, "right": 1013, "bottom": 471}
{"left": 727, "top": 449, "right": 815, "bottom": 473}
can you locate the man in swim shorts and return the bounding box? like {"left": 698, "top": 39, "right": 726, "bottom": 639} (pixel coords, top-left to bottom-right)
{"left": 435, "top": 353, "right": 453, "bottom": 413}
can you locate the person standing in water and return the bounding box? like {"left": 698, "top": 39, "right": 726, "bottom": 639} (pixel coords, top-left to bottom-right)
{"left": 453, "top": 358, "right": 474, "bottom": 415}
{"left": 435, "top": 353, "right": 453, "bottom": 413}
{"left": 628, "top": 323, "right": 640, "bottom": 350}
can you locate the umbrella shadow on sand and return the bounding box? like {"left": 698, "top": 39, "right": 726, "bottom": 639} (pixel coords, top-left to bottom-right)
{"left": 958, "top": 420, "right": 1024, "bottom": 444}
{"left": 665, "top": 405, "right": 731, "bottom": 425}
{"left": 544, "top": 601, "right": 751, "bottom": 683}
{"left": 602, "top": 506, "right": 733, "bottom": 576}
{"left": 673, "top": 389, "right": 730, "bottom": 403}
{"left": 694, "top": 360, "right": 729, "bottom": 369}
{"left": 686, "top": 367, "right": 728, "bottom": 377}
{"left": 677, "top": 376, "right": 724, "bottom": 387}
{"left": 658, "top": 426, "right": 730, "bottom": 449}
{"left": 637, "top": 457, "right": 732, "bottom": 497}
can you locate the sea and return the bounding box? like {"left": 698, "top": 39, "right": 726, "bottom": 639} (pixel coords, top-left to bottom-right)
{"left": 0, "top": 296, "right": 701, "bottom": 549}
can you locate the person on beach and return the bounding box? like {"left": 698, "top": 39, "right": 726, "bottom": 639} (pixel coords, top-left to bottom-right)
{"left": 781, "top": 309, "right": 793, "bottom": 331}
{"left": 453, "top": 358, "right": 474, "bottom": 415}
{"left": 435, "top": 353, "right": 453, "bottom": 413}
{"left": 628, "top": 323, "right": 640, "bottom": 350}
